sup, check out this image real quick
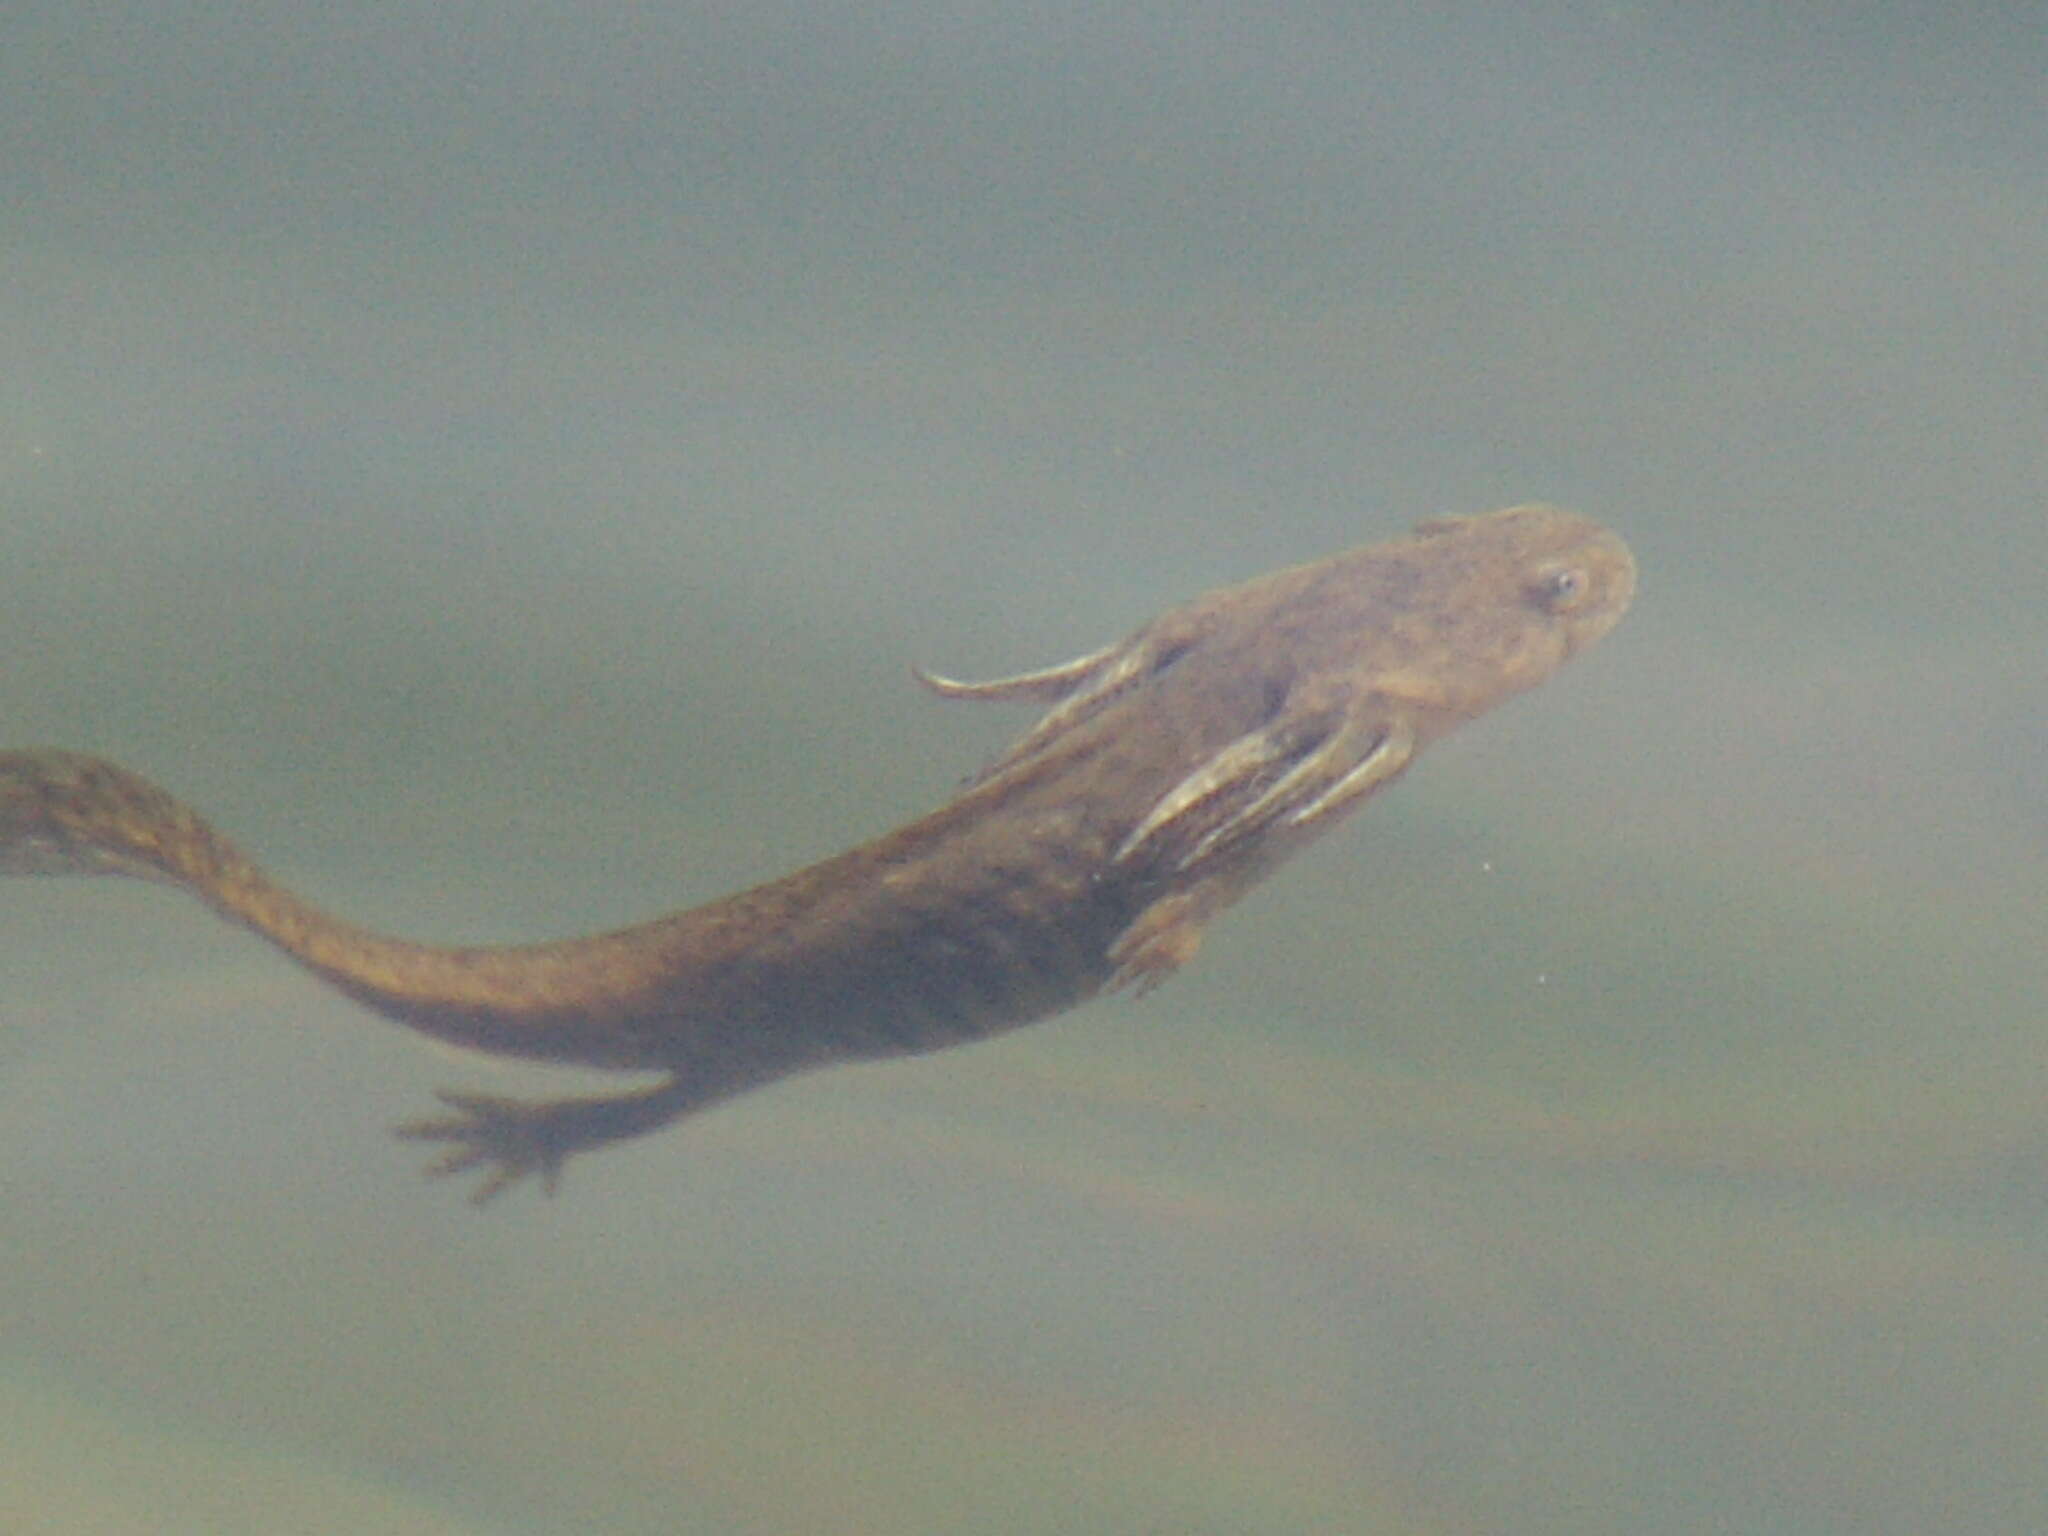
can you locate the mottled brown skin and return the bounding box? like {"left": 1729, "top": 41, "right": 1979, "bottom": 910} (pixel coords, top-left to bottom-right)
{"left": 0, "top": 505, "right": 1634, "bottom": 1201}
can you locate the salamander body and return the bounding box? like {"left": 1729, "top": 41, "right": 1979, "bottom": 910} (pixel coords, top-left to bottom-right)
{"left": 0, "top": 504, "right": 1635, "bottom": 1200}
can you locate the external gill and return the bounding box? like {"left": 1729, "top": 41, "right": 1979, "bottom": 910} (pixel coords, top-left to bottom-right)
{"left": 1115, "top": 714, "right": 1416, "bottom": 875}
{"left": 915, "top": 630, "right": 1187, "bottom": 781}
{"left": 911, "top": 641, "right": 1122, "bottom": 702}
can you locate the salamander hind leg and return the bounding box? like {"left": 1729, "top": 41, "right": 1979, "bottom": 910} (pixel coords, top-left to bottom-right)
{"left": 395, "top": 1073, "right": 700, "bottom": 1205}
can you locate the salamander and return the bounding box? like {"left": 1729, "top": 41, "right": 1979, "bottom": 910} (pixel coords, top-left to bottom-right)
{"left": 0, "top": 504, "right": 1635, "bottom": 1201}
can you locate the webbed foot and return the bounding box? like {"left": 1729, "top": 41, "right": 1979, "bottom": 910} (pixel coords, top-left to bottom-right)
{"left": 395, "top": 1089, "right": 577, "bottom": 1204}
{"left": 395, "top": 1073, "right": 699, "bottom": 1205}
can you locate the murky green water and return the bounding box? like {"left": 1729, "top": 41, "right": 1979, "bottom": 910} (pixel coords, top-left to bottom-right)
{"left": 5, "top": 5, "right": 2045, "bottom": 1532}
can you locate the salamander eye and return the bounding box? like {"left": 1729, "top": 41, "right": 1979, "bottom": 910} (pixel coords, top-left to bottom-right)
{"left": 1531, "top": 562, "right": 1589, "bottom": 612}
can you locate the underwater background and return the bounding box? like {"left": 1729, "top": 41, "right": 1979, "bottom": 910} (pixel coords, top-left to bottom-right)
{"left": 4, "top": 4, "right": 2045, "bottom": 1532}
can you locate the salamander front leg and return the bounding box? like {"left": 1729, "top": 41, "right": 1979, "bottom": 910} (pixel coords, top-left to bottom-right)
{"left": 1105, "top": 877, "right": 1234, "bottom": 993}
{"left": 395, "top": 1073, "right": 698, "bottom": 1205}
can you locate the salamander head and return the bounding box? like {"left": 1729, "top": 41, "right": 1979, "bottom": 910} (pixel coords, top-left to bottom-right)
{"left": 1369, "top": 503, "right": 1637, "bottom": 734}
